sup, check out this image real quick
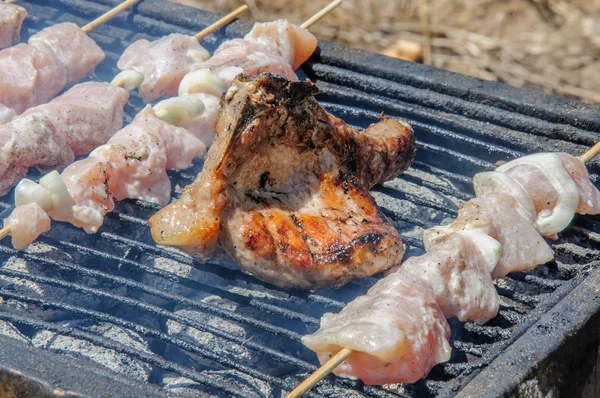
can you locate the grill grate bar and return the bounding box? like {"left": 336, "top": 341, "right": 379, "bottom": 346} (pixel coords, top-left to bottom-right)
{"left": 0, "top": 247, "right": 307, "bottom": 342}
{"left": 0, "top": 312, "right": 245, "bottom": 396}
{"left": 1, "top": 1, "right": 599, "bottom": 397}
{"left": 0, "top": 290, "right": 341, "bottom": 397}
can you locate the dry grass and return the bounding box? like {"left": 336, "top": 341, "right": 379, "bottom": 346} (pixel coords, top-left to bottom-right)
{"left": 172, "top": 0, "right": 600, "bottom": 103}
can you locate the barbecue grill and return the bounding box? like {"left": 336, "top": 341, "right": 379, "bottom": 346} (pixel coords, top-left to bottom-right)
{"left": 1, "top": 1, "right": 599, "bottom": 397}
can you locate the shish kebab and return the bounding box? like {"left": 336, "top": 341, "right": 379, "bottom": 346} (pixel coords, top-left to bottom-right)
{"left": 289, "top": 144, "right": 600, "bottom": 396}
{"left": 0, "top": 0, "right": 143, "bottom": 122}
{"left": 0, "top": 5, "right": 252, "bottom": 196}
{"left": 0, "top": 1, "right": 26, "bottom": 50}
{"left": 112, "top": 0, "right": 340, "bottom": 103}
{"left": 0, "top": 3, "right": 342, "bottom": 250}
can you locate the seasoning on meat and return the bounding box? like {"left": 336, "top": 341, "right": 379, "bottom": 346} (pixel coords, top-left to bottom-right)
{"left": 149, "top": 73, "right": 416, "bottom": 289}
{"left": 0, "top": 23, "right": 105, "bottom": 114}
{"left": 0, "top": 82, "right": 129, "bottom": 196}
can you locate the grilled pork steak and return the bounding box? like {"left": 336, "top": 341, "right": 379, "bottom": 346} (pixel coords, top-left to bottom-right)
{"left": 149, "top": 73, "right": 415, "bottom": 289}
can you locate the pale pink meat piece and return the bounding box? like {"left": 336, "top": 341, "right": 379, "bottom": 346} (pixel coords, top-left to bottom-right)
{"left": 244, "top": 20, "right": 318, "bottom": 70}
{"left": 191, "top": 37, "right": 297, "bottom": 85}
{"left": 447, "top": 193, "right": 554, "bottom": 278}
{"left": 117, "top": 33, "right": 209, "bottom": 102}
{"left": 399, "top": 233, "right": 499, "bottom": 324}
{"left": 0, "top": 83, "right": 128, "bottom": 196}
{"left": 0, "top": 114, "right": 70, "bottom": 196}
{"left": 301, "top": 273, "right": 451, "bottom": 385}
{"left": 62, "top": 106, "right": 205, "bottom": 233}
{"left": 0, "top": 103, "right": 16, "bottom": 124}
{"left": 22, "top": 82, "right": 129, "bottom": 156}
{"left": 0, "top": 3, "right": 27, "bottom": 50}
{"left": 0, "top": 43, "right": 67, "bottom": 113}
{"left": 29, "top": 22, "right": 105, "bottom": 86}
{"left": 4, "top": 203, "right": 51, "bottom": 250}
{"left": 557, "top": 152, "right": 600, "bottom": 215}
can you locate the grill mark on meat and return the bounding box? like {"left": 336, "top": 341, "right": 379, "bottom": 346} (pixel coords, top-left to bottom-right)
{"left": 150, "top": 73, "right": 416, "bottom": 289}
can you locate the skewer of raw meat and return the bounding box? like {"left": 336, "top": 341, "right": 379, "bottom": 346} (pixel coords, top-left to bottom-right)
{"left": 0, "top": 1, "right": 26, "bottom": 50}
{"left": 131, "top": 2, "right": 337, "bottom": 148}
{"left": 0, "top": 3, "right": 344, "bottom": 250}
{"left": 289, "top": 144, "right": 600, "bottom": 397}
{"left": 0, "top": 0, "right": 139, "bottom": 115}
{"left": 112, "top": 5, "right": 249, "bottom": 101}
{"left": 113, "top": 0, "right": 341, "bottom": 102}
{"left": 0, "top": 6, "right": 265, "bottom": 194}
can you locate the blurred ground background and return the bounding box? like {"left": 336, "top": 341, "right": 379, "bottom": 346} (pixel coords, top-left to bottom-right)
{"left": 171, "top": 0, "right": 600, "bottom": 103}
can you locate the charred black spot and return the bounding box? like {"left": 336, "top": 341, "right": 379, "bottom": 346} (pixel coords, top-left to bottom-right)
{"left": 353, "top": 233, "right": 383, "bottom": 246}
{"left": 245, "top": 192, "right": 264, "bottom": 204}
{"left": 338, "top": 170, "right": 350, "bottom": 194}
{"left": 259, "top": 171, "right": 270, "bottom": 189}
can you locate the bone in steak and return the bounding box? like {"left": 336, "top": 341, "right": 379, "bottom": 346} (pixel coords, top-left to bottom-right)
{"left": 149, "top": 73, "right": 416, "bottom": 289}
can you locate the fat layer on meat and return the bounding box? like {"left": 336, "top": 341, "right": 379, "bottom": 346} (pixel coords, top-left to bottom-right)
{"left": 0, "top": 82, "right": 129, "bottom": 196}
{"left": 0, "top": 3, "right": 27, "bottom": 50}
{"left": 301, "top": 273, "right": 451, "bottom": 384}
{"left": 149, "top": 74, "right": 416, "bottom": 289}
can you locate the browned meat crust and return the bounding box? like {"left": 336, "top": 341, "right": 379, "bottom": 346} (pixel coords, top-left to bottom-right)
{"left": 149, "top": 73, "right": 415, "bottom": 289}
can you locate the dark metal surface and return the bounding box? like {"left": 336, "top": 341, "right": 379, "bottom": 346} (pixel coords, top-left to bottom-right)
{"left": 0, "top": 0, "right": 599, "bottom": 397}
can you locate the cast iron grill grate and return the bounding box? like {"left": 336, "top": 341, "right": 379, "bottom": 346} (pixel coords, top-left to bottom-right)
{"left": 0, "top": 1, "right": 599, "bottom": 397}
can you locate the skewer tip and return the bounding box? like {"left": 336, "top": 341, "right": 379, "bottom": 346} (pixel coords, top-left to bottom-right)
{"left": 286, "top": 348, "right": 352, "bottom": 398}
{"left": 80, "top": 0, "right": 141, "bottom": 33}
{"left": 580, "top": 141, "right": 600, "bottom": 163}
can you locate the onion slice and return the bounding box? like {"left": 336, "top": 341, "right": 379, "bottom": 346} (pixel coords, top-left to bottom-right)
{"left": 178, "top": 68, "right": 227, "bottom": 97}
{"left": 39, "top": 170, "right": 75, "bottom": 222}
{"left": 497, "top": 153, "right": 579, "bottom": 236}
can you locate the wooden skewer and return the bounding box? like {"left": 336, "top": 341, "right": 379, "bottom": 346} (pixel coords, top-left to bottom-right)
{"left": 0, "top": 225, "right": 10, "bottom": 240}
{"left": 80, "top": 0, "right": 141, "bottom": 34}
{"left": 5, "top": 0, "right": 19, "bottom": 4}
{"left": 195, "top": 5, "right": 249, "bottom": 41}
{"left": 300, "top": 0, "right": 342, "bottom": 29}
{"left": 288, "top": 140, "right": 600, "bottom": 397}
{"left": 580, "top": 141, "right": 600, "bottom": 163}
{"left": 287, "top": 348, "right": 352, "bottom": 398}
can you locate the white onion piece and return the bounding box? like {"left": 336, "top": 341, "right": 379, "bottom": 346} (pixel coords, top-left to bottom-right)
{"left": 189, "top": 47, "right": 210, "bottom": 63}
{"left": 423, "top": 225, "right": 500, "bottom": 273}
{"left": 111, "top": 70, "right": 144, "bottom": 91}
{"left": 39, "top": 171, "right": 75, "bottom": 222}
{"left": 178, "top": 68, "right": 227, "bottom": 97}
{"left": 422, "top": 224, "right": 453, "bottom": 251}
{"left": 14, "top": 179, "right": 53, "bottom": 212}
{"left": 497, "top": 153, "right": 579, "bottom": 236}
{"left": 473, "top": 171, "right": 536, "bottom": 220}
{"left": 457, "top": 230, "right": 501, "bottom": 272}
{"left": 5, "top": 203, "right": 51, "bottom": 251}
{"left": 153, "top": 95, "right": 205, "bottom": 128}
